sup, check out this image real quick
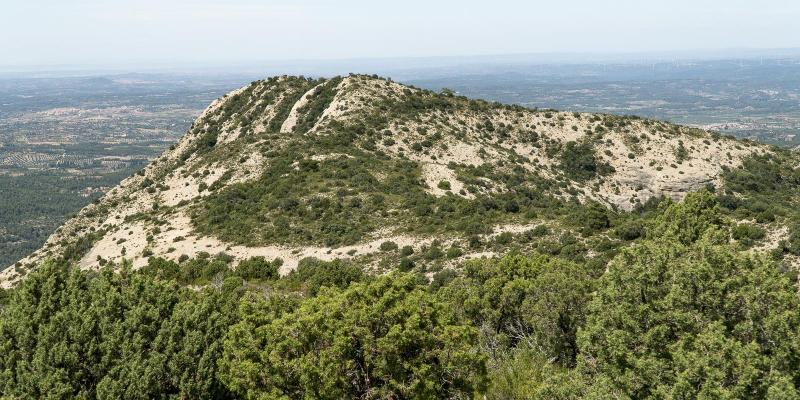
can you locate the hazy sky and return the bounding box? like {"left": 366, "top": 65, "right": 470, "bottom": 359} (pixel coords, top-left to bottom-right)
{"left": 3, "top": 0, "right": 800, "bottom": 67}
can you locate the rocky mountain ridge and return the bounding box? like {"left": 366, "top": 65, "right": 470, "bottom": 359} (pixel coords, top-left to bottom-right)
{"left": 0, "top": 74, "right": 771, "bottom": 287}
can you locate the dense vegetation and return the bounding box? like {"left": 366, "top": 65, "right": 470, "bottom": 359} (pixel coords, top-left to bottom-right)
{"left": 719, "top": 151, "right": 800, "bottom": 256}
{"left": 186, "top": 76, "right": 572, "bottom": 248}
{"left": 181, "top": 75, "right": 738, "bottom": 260}
{"left": 6, "top": 75, "right": 800, "bottom": 398}
{"left": 191, "top": 131, "right": 578, "bottom": 247}
{"left": 0, "top": 169, "right": 136, "bottom": 267}
{"left": 3, "top": 190, "right": 800, "bottom": 398}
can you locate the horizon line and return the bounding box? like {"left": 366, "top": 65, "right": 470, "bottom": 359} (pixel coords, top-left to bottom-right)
{"left": 2, "top": 46, "right": 800, "bottom": 76}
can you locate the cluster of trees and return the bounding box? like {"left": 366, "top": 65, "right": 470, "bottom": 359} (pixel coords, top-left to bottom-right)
{"left": 558, "top": 141, "right": 615, "bottom": 182}
{"left": 190, "top": 75, "right": 631, "bottom": 253}
{"left": 220, "top": 274, "right": 486, "bottom": 399}
{"left": 139, "top": 253, "right": 283, "bottom": 285}
{"left": 0, "top": 170, "right": 132, "bottom": 267}
{"left": 0, "top": 261, "right": 482, "bottom": 399}
{"left": 720, "top": 151, "right": 800, "bottom": 258}
{"left": 194, "top": 126, "right": 634, "bottom": 257}
{"left": 2, "top": 191, "right": 800, "bottom": 398}
{"left": 191, "top": 135, "right": 476, "bottom": 246}
{"left": 571, "top": 191, "right": 800, "bottom": 398}
{"left": 0, "top": 262, "right": 238, "bottom": 398}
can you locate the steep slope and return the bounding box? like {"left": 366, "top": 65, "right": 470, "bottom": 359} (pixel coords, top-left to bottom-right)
{"left": 0, "top": 74, "right": 772, "bottom": 287}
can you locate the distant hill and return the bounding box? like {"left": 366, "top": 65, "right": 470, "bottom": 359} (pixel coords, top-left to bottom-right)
{"left": 0, "top": 74, "right": 782, "bottom": 286}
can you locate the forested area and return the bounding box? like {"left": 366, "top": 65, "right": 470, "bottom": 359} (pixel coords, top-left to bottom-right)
{"left": 2, "top": 190, "right": 800, "bottom": 399}
{"left": 0, "top": 169, "right": 136, "bottom": 267}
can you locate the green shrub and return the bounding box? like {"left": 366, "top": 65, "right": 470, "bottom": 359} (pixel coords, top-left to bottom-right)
{"left": 236, "top": 256, "right": 282, "bottom": 281}
{"left": 140, "top": 257, "right": 181, "bottom": 281}
{"left": 559, "top": 141, "right": 614, "bottom": 182}
{"left": 219, "top": 273, "right": 487, "bottom": 399}
{"left": 574, "top": 201, "right": 611, "bottom": 234}
{"left": 731, "top": 223, "right": 766, "bottom": 247}
{"left": 423, "top": 243, "right": 445, "bottom": 260}
{"left": 495, "top": 232, "right": 513, "bottom": 245}
{"left": 528, "top": 225, "right": 549, "bottom": 237}
{"left": 439, "top": 254, "right": 593, "bottom": 367}
{"left": 289, "top": 258, "right": 364, "bottom": 296}
{"left": 379, "top": 241, "right": 398, "bottom": 252}
{"left": 446, "top": 246, "right": 463, "bottom": 259}
{"left": 399, "top": 257, "right": 415, "bottom": 271}
{"left": 400, "top": 245, "right": 414, "bottom": 256}
{"left": 614, "top": 220, "right": 645, "bottom": 241}
{"left": 429, "top": 269, "right": 457, "bottom": 291}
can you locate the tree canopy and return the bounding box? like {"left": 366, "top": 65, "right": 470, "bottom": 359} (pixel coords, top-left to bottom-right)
{"left": 1, "top": 191, "right": 800, "bottom": 399}
{"left": 220, "top": 273, "right": 487, "bottom": 399}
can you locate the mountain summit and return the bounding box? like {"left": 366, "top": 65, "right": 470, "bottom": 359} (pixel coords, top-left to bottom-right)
{"left": 0, "top": 74, "right": 769, "bottom": 286}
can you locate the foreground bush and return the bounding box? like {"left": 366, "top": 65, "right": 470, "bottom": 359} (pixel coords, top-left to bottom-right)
{"left": 557, "top": 191, "right": 800, "bottom": 398}
{"left": 219, "top": 273, "right": 488, "bottom": 399}
{"left": 575, "top": 238, "right": 800, "bottom": 398}
{"left": 0, "top": 262, "right": 239, "bottom": 399}
{"left": 2, "top": 191, "right": 799, "bottom": 399}
{"left": 438, "top": 254, "right": 595, "bottom": 368}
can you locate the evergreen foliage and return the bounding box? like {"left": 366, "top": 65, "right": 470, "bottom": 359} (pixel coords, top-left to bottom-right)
{"left": 3, "top": 74, "right": 800, "bottom": 398}
{"left": 3, "top": 192, "right": 800, "bottom": 398}
{"left": 574, "top": 193, "right": 800, "bottom": 398}
{"left": 220, "top": 273, "right": 487, "bottom": 399}
{"left": 0, "top": 261, "right": 239, "bottom": 399}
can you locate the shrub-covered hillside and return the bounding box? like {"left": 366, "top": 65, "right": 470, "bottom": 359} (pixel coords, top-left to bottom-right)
{"left": 3, "top": 191, "right": 800, "bottom": 398}
{"left": 1, "top": 74, "right": 781, "bottom": 286}
{"left": 4, "top": 74, "right": 800, "bottom": 398}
